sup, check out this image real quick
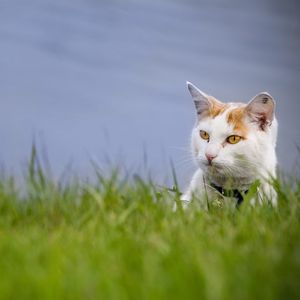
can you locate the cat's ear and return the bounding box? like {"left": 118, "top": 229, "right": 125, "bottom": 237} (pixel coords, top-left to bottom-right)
{"left": 187, "top": 82, "right": 211, "bottom": 117}
{"left": 246, "top": 92, "right": 275, "bottom": 130}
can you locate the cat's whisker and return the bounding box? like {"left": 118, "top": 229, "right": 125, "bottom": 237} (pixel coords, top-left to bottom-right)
{"left": 234, "top": 158, "right": 261, "bottom": 169}
{"left": 170, "top": 146, "right": 192, "bottom": 152}
{"left": 175, "top": 158, "right": 196, "bottom": 168}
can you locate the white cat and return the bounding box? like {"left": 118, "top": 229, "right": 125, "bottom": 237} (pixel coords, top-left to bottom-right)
{"left": 181, "top": 82, "right": 278, "bottom": 208}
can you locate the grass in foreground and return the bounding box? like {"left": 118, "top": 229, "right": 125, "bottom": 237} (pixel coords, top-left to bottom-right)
{"left": 0, "top": 152, "right": 299, "bottom": 300}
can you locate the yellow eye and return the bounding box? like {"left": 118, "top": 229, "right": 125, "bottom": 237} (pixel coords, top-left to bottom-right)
{"left": 200, "top": 130, "right": 209, "bottom": 141}
{"left": 227, "top": 135, "right": 242, "bottom": 144}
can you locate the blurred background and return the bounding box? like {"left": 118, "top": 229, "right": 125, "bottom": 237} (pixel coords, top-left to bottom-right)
{"left": 0, "top": 0, "right": 300, "bottom": 186}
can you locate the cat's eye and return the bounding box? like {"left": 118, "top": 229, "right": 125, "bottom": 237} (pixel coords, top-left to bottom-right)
{"left": 227, "top": 135, "right": 242, "bottom": 144}
{"left": 200, "top": 130, "right": 209, "bottom": 141}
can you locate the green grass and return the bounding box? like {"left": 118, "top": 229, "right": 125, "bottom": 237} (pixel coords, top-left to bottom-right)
{"left": 0, "top": 149, "right": 299, "bottom": 300}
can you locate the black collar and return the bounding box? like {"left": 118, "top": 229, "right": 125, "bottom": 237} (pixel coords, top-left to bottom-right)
{"left": 210, "top": 182, "right": 248, "bottom": 206}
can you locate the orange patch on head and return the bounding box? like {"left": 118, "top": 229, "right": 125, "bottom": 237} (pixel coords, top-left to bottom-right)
{"left": 226, "top": 106, "right": 249, "bottom": 137}
{"left": 207, "top": 96, "right": 229, "bottom": 118}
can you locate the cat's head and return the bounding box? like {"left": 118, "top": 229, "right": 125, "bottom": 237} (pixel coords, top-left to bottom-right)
{"left": 187, "top": 82, "right": 277, "bottom": 181}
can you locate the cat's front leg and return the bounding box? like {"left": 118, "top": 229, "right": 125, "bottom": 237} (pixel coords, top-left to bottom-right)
{"left": 173, "top": 169, "right": 204, "bottom": 211}
{"left": 172, "top": 185, "right": 193, "bottom": 211}
{"left": 250, "top": 181, "right": 277, "bottom": 207}
{"left": 178, "top": 168, "right": 207, "bottom": 209}
{"left": 259, "top": 182, "right": 277, "bottom": 207}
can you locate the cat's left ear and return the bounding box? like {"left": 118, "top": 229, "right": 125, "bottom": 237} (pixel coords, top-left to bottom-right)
{"left": 246, "top": 92, "right": 275, "bottom": 130}
{"left": 186, "top": 81, "right": 211, "bottom": 117}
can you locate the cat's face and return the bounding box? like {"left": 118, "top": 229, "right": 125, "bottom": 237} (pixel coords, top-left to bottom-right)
{"left": 187, "top": 82, "right": 277, "bottom": 181}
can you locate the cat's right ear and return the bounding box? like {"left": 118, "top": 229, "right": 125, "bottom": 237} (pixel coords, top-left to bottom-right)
{"left": 186, "top": 82, "right": 211, "bottom": 117}
{"left": 246, "top": 92, "right": 275, "bottom": 130}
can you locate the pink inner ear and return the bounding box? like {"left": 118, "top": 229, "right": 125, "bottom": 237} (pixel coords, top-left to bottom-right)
{"left": 187, "top": 82, "right": 213, "bottom": 117}
{"left": 247, "top": 94, "right": 275, "bottom": 130}
{"left": 194, "top": 99, "right": 210, "bottom": 116}
{"left": 250, "top": 111, "right": 269, "bottom": 130}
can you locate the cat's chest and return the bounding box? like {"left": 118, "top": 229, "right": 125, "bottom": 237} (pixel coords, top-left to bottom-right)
{"left": 205, "top": 169, "right": 254, "bottom": 190}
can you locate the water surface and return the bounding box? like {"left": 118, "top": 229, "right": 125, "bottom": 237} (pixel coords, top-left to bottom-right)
{"left": 0, "top": 0, "right": 300, "bottom": 185}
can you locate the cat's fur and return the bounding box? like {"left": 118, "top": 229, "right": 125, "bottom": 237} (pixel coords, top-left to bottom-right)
{"left": 181, "top": 82, "right": 278, "bottom": 208}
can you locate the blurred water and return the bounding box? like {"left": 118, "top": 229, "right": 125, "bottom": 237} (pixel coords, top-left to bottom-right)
{"left": 0, "top": 0, "right": 300, "bottom": 185}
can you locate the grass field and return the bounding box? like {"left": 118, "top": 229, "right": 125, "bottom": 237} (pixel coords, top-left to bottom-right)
{"left": 0, "top": 150, "right": 299, "bottom": 300}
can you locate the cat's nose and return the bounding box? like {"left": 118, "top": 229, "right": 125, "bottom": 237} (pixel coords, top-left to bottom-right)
{"left": 205, "top": 153, "right": 217, "bottom": 163}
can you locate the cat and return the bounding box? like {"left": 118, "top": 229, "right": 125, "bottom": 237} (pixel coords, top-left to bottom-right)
{"left": 180, "top": 82, "right": 278, "bottom": 208}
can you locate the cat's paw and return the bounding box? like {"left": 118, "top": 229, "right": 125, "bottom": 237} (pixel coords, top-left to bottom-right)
{"left": 180, "top": 193, "right": 191, "bottom": 203}
{"left": 172, "top": 194, "right": 191, "bottom": 211}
